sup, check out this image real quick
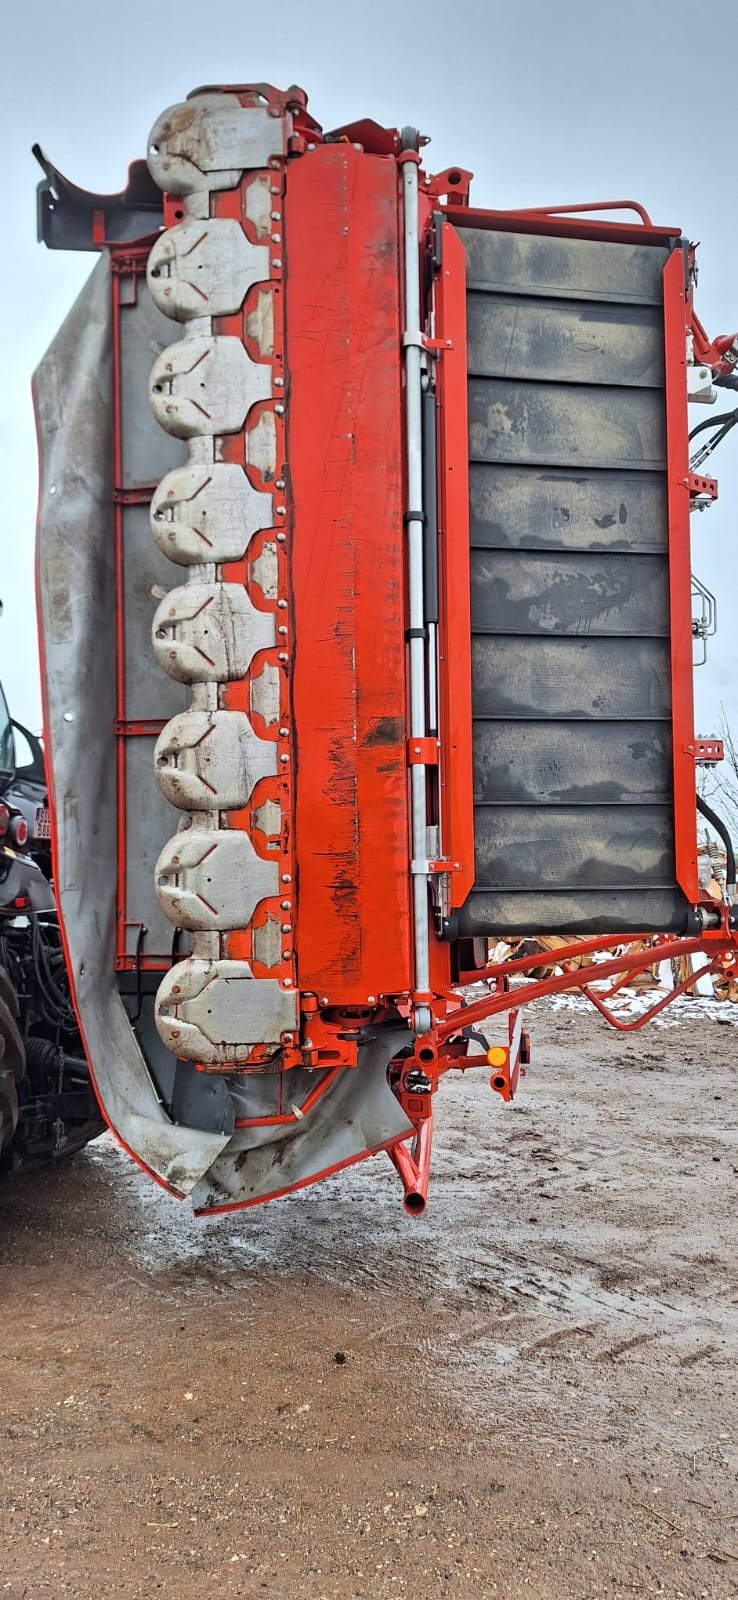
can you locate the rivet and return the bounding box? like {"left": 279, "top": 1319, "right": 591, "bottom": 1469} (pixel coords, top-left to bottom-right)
{"left": 280, "top": 753, "right": 289, "bottom": 764}
{"left": 320, "top": 996, "right": 328, "bottom": 1005}
{"left": 271, "top": 233, "right": 282, "bottom": 243}
{"left": 275, "top": 477, "right": 285, "bottom": 488}
{"left": 281, "top": 874, "right": 292, "bottom": 883}
{"left": 274, "top": 403, "right": 285, "bottom": 415}
{"left": 367, "top": 995, "right": 376, "bottom": 1004}
{"left": 270, "top": 210, "right": 282, "bottom": 220}
{"left": 277, "top": 599, "right": 287, "bottom": 609}
{"left": 276, "top": 505, "right": 287, "bottom": 516}
{"left": 274, "top": 376, "right": 284, "bottom": 387}
{"left": 272, "top": 257, "right": 282, "bottom": 268}
{"left": 276, "top": 532, "right": 286, "bottom": 543}
{"left": 278, "top": 624, "right": 288, "bottom": 635}
{"left": 281, "top": 900, "right": 291, "bottom": 910}
{"left": 282, "top": 949, "right": 292, "bottom": 959}
{"left": 283, "top": 978, "right": 292, "bottom": 987}
{"left": 278, "top": 650, "right": 288, "bottom": 661}
{"left": 307, "top": 142, "right": 317, "bottom": 150}
{"left": 281, "top": 924, "right": 291, "bottom": 933}
{"left": 269, "top": 108, "right": 281, "bottom": 118}
{"left": 270, "top": 185, "right": 280, "bottom": 194}
{"left": 279, "top": 726, "right": 289, "bottom": 736}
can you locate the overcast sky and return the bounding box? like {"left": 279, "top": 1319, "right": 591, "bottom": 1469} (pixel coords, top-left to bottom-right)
{"left": 1, "top": 0, "right": 736, "bottom": 739}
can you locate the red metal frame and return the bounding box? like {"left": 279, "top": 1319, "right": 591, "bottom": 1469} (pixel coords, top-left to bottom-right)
{"left": 663, "top": 248, "right": 700, "bottom": 903}
{"left": 433, "top": 221, "right": 475, "bottom": 912}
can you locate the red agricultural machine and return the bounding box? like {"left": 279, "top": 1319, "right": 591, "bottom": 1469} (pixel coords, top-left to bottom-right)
{"left": 33, "top": 82, "right": 738, "bottom": 1214}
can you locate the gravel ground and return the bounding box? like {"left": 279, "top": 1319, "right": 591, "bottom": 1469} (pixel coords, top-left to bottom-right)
{"left": 1, "top": 999, "right": 737, "bottom": 1598}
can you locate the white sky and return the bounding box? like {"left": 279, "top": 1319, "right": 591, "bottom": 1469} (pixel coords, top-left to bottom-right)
{"left": 1, "top": 0, "right": 736, "bottom": 737}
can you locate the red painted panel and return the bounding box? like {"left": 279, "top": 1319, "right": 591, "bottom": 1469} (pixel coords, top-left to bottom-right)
{"left": 286, "top": 145, "right": 412, "bottom": 1003}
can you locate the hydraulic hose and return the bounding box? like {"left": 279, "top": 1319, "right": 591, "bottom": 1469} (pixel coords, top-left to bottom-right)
{"left": 689, "top": 406, "right": 738, "bottom": 442}
{"left": 697, "top": 793, "right": 737, "bottom": 900}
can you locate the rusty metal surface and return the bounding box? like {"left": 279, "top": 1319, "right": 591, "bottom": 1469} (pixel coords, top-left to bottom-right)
{"left": 456, "top": 224, "right": 686, "bottom": 936}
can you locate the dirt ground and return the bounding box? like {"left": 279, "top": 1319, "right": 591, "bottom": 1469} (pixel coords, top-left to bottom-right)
{"left": 1, "top": 998, "right": 737, "bottom": 1599}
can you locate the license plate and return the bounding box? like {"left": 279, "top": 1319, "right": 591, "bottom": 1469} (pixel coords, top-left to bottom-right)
{"left": 34, "top": 806, "right": 52, "bottom": 841}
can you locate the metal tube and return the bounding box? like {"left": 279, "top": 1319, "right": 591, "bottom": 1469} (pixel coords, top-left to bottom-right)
{"left": 401, "top": 153, "right": 431, "bottom": 1033}
{"left": 422, "top": 391, "right": 440, "bottom": 737}
{"left": 387, "top": 1118, "right": 433, "bottom": 1214}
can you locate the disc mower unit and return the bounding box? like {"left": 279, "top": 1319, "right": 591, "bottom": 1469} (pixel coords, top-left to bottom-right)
{"left": 33, "top": 84, "right": 738, "bottom": 1213}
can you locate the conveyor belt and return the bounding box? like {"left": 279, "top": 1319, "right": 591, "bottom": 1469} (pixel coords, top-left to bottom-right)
{"left": 454, "top": 225, "right": 690, "bottom": 935}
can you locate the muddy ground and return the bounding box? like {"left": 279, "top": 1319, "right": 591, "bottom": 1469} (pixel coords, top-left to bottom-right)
{"left": 1, "top": 999, "right": 737, "bottom": 1599}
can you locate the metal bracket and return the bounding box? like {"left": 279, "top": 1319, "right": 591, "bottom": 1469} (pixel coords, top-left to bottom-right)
{"left": 407, "top": 736, "right": 439, "bottom": 766}
{"left": 683, "top": 738, "right": 724, "bottom": 764}
{"left": 688, "top": 471, "right": 718, "bottom": 508}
